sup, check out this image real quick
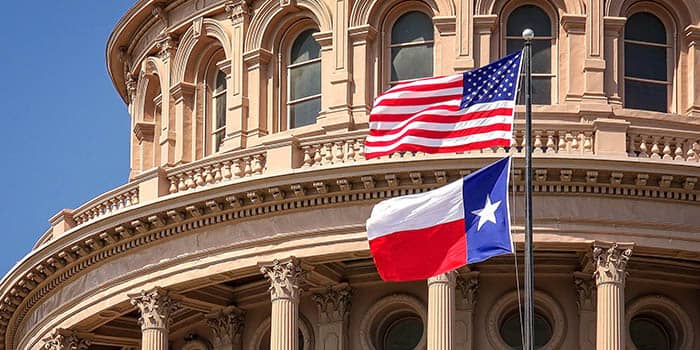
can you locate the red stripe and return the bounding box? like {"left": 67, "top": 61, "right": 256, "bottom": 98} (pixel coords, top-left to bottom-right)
{"left": 369, "top": 108, "right": 514, "bottom": 134}
{"left": 374, "top": 94, "right": 462, "bottom": 107}
{"left": 369, "top": 219, "right": 467, "bottom": 281}
{"left": 387, "top": 78, "right": 462, "bottom": 94}
{"left": 365, "top": 124, "right": 512, "bottom": 147}
{"left": 364, "top": 139, "right": 511, "bottom": 159}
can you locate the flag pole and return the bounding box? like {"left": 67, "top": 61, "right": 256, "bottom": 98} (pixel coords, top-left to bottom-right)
{"left": 522, "top": 28, "right": 535, "bottom": 350}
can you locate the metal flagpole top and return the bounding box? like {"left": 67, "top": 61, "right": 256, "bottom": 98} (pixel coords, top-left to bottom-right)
{"left": 522, "top": 28, "right": 535, "bottom": 41}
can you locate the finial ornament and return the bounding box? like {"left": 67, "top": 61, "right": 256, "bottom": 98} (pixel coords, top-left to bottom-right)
{"left": 522, "top": 28, "right": 535, "bottom": 41}
{"left": 260, "top": 257, "right": 306, "bottom": 301}
{"left": 592, "top": 243, "right": 633, "bottom": 286}
{"left": 128, "top": 288, "right": 180, "bottom": 330}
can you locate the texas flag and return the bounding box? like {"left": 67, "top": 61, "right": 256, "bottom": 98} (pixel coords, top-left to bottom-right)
{"left": 366, "top": 156, "right": 513, "bottom": 281}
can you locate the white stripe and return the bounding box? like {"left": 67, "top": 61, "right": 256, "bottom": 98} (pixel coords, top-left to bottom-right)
{"left": 373, "top": 87, "right": 463, "bottom": 106}
{"left": 364, "top": 130, "right": 512, "bottom": 153}
{"left": 366, "top": 178, "right": 464, "bottom": 240}
{"left": 370, "top": 99, "right": 462, "bottom": 115}
{"left": 366, "top": 115, "right": 512, "bottom": 142}
{"left": 386, "top": 74, "right": 462, "bottom": 92}
{"left": 370, "top": 100, "right": 514, "bottom": 129}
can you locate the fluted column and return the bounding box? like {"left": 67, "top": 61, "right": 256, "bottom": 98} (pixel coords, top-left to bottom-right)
{"left": 455, "top": 273, "right": 478, "bottom": 350}
{"left": 574, "top": 273, "right": 596, "bottom": 349}
{"left": 129, "top": 288, "right": 179, "bottom": 350}
{"left": 206, "top": 306, "right": 246, "bottom": 350}
{"left": 312, "top": 284, "right": 352, "bottom": 350}
{"left": 593, "top": 243, "right": 633, "bottom": 350}
{"left": 261, "top": 257, "right": 306, "bottom": 350}
{"left": 427, "top": 271, "right": 456, "bottom": 350}
{"left": 43, "top": 329, "right": 91, "bottom": 350}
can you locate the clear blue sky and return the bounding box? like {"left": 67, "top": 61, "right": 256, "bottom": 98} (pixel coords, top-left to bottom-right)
{"left": 0, "top": 1, "right": 135, "bottom": 275}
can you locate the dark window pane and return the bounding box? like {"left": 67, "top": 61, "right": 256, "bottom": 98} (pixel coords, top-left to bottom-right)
{"left": 506, "top": 5, "right": 551, "bottom": 37}
{"left": 630, "top": 317, "right": 672, "bottom": 350}
{"left": 391, "top": 44, "right": 434, "bottom": 82}
{"left": 290, "top": 61, "right": 321, "bottom": 100}
{"left": 215, "top": 70, "right": 226, "bottom": 92}
{"left": 624, "top": 42, "right": 667, "bottom": 81}
{"left": 291, "top": 29, "right": 320, "bottom": 64}
{"left": 290, "top": 97, "right": 320, "bottom": 128}
{"left": 384, "top": 317, "right": 423, "bottom": 350}
{"left": 215, "top": 94, "right": 226, "bottom": 129}
{"left": 214, "top": 130, "right": 224, "bottom": 152}
{"left": 507, "top": 39, "right": 551, "bottom": 74}
{"left": 625, "top": 12, "right": 666, "bottom": 44}
{"left": 625, "top": 80, "right": 667, "bottom": 112}
{"left": 518, "top": 77, "right": 551, "bottom": 105}
{"left": 391, "top": 11, "right": 434, "bottom": 44}
{"left": 500, "top": 312, "right": 553, "bottom": 349}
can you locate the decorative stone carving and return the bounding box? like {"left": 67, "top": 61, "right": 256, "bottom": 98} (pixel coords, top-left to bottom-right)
{"left": 225, "top": 0, "right": 251, "bottom": 24}
{"left": 205, "top": 307, "right": 246, "bottom": 347}
{"left": 156, "top": 34, "right": 178, "bottom": 61}
{"left": 129, "top": 288, "right": 179, "bottom": 330}
{"left": 593, "top": 243, "right": 633, "bottom": 286}
{"left": 574, "top": 275, "right": 595, "bottom": 312}
{"left": 260, "top": 258, "right": 306, "bottom": 301}
{"left": 312, "top": 285, "right": 352, "bottom": 322}
{"left": 455, "top": 274, "right": 478, "bottom": 310}
{"left": 43, "top": 330, "right": 91, "bottom": 350}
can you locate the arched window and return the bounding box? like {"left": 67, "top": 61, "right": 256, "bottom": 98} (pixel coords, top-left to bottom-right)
{"left": 500, "top": 310, "right": 554, "bottom": 349}
{"left": 505, "top": 5, "right": 554, "bottom": 105}
{"left": 288, "top": 29, "right": 321, "bottom": 129}
{"left": 629, "top": 314, "right": 673, "bottom": 350}
{"left": 383, "top": 315, "right": 424, "bottom": 350}
{"left": 389, "top": 11, "right": 434, "bottom": 86}
{"left": 212, "top": 70, "right": 227, "bottom": 152}
{"left": 624, "top": 12, "right": 669, "bottom": 112}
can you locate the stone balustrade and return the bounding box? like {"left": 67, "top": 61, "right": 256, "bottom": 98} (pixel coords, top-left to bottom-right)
{"left": 166, "top": 149, "right": 267, "bottom": 194}
{"left": 72, "top": 185, "right": 140, "bottom": 226}
{"left": 627, "top": 131, "right": 700, "bottom": 162}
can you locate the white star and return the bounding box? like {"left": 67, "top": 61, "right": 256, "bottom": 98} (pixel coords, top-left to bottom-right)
{"left": 471, "top": 195, "right": 502, "bottom": 231}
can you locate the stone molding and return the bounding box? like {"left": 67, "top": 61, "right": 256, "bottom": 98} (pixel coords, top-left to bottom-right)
{"left": 205, "top": 306, "right": 246, "bottom": 347}
{"left": 593, "top": 242, "right": 634, "bottom": 286}
{"left": 312, "top": 284, "right": 352, "bottom": 323}
{"left": 485, "top": 290, "right": 566, "bottom": 350}
{"left": 358, "top": 294, "right": 427, "bottom": 350}
{"left": 128, "top": 287, "right": 180, "bottom": 331}
{"left": 260, "top": 257, "right": 306, "bottom": 302}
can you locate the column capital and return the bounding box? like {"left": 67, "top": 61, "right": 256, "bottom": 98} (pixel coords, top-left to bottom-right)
{"left": 574, "top": 273, "right": 596, "bottom": 312}
{"left": 428, "top": 271, "right": 457, "bottom": 286}
{"left": 205, "top": 306, "right": 246, "bottom": 347}
{"left": 128, "top": 287, "right": 180, "bottom": 331}
{"left": 592, "top": 242, "right": 633, "bottom": 286}
{"left": 455, "top": 273, "right": 479, "bottom": 310}
{"left": 312, "top": 284, "right": 352, "bottom": 323}
{"left": 260, "top": 257, "right": 306, "bottom": 302}
{"left": 43, "top": 329, "right": 91, "bottom": 350}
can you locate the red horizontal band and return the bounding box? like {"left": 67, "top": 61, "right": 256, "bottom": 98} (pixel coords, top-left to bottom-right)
{"left": 369, "top": 108, "right": 514, "bottom": 135}
{"left": 369, "top": 219, "right": 467, "bottom": 281}
{"left": 364, "top": 139, "right": 511, "bottom": 159}
{"left": 387, "top": 78, "right": 462, "bottom": 94}
{"left": 374, "top": 94, "right": 462, "bottom": 107}
{"left": 365, "top": 124, "right": 512, "bottom": 147}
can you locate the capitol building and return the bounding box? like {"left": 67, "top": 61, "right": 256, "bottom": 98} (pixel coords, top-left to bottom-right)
{"left": 1, "top": 0, "right": 699, "bottom": 349}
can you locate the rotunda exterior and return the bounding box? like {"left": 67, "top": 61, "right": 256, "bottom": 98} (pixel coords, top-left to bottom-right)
{"left": 1, "top": 0, "right": 700, "bottom": 349}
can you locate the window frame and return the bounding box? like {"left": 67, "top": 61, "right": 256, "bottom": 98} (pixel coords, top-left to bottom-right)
{"left": 212, "top": 69, "right": 227, "bottom": 152}
{"left": 381, "top": 3, "right": 436, "bottom": 91}
{"left": 202, "top": 48, "right": 228, "bottom": 155}
{"left": 286, "top": 28, "right": 322, "bottom": 130}
{"left": 500, "top": 2, "right": 558, "bottom": 105}
{"left": 621, "top": 7, "right": 677, "bottom": 113}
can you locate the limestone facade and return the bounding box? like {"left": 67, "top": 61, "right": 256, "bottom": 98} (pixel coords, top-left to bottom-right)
{"left": 0, "top": 0, "right": 699, "bottom": 349}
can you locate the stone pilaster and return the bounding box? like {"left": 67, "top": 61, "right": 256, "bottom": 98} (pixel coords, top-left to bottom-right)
{"left": 574, "top": 273, "right": 596, "bottom": 349}
{"left": 206, "top": 306, "right": 246, "bottom": 350}
{"left": 592, "top": 242, "right": 633, "bottom": 350}
{"left": 129, "top": 288, "right": 180, "bottom": 350}
{"left": 43, "top": 330, "right": 91, "bottom": 350}
{"left": 312, "top": 284, "right": 352, "bottom": 350}
{"left": 427, "top": 271, "right": 456, "bottom": 350}
{"left": 260, "top": 257, "right": 306, "bottom": 350}
{"left": 455, "top": 273, "right": 478, "bottom": 350}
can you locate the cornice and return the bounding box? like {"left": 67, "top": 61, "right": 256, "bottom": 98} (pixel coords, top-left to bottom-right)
{"left": 3, "top": 157, "right": 700, "bottom": 348}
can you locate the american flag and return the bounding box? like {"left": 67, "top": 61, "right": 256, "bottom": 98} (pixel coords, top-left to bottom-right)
{"left": 364, "top": 51, "right": 523, "bottom": 159}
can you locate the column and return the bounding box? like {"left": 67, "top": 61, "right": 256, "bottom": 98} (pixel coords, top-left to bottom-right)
{"left": 206, "top": 306, "right": 246, "bottom": 350}
{"left": 170, "top": 82, "right": 195, "bottom": 165}
{"left": 454, "top": 273, "right": 478, "bottom": 350}
{"left": 603, "top": 17, "right": 626, "bottom": 106}
{"left": 260, "top": 257, "right": 306, "bottom": 350}
{"left": 222, "top": 1, "right": 251, "bottom": 150}
{"left": 43, "top": 330, "right": 91, "bottom": 350}
{"left": 473, "top": 15, "right": 497, "bottom": 68}
{"left": 582, "top": 0, "right": 608, "bottom": 103}
{"left": 574, "top": 273, "right": 596, "bottom": 349}
{"left": 242, "top": 48, "right": 271, "bottom": 145}
{"left": 685, "top": 25, "right": 700, "bottom": 116}
{"left": 156, "top": 35, "right": 177, "bottom": 167}
{"left": 561, "top": 14, "right": 587, "bottom": 102}
{"left": 427, "top": 271, "right": 456, "bottom": 350}
{"left": 312, "top": 284, "right": 352, "bottom": 350}
{"left": 348, "top": 25, "right": 377, "bottom": 126}
{"left": 593, "top": 242, "right": 633, "bottom": 350}
{"left": 129, "top": 288, "right": 179, "bottom": 350}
